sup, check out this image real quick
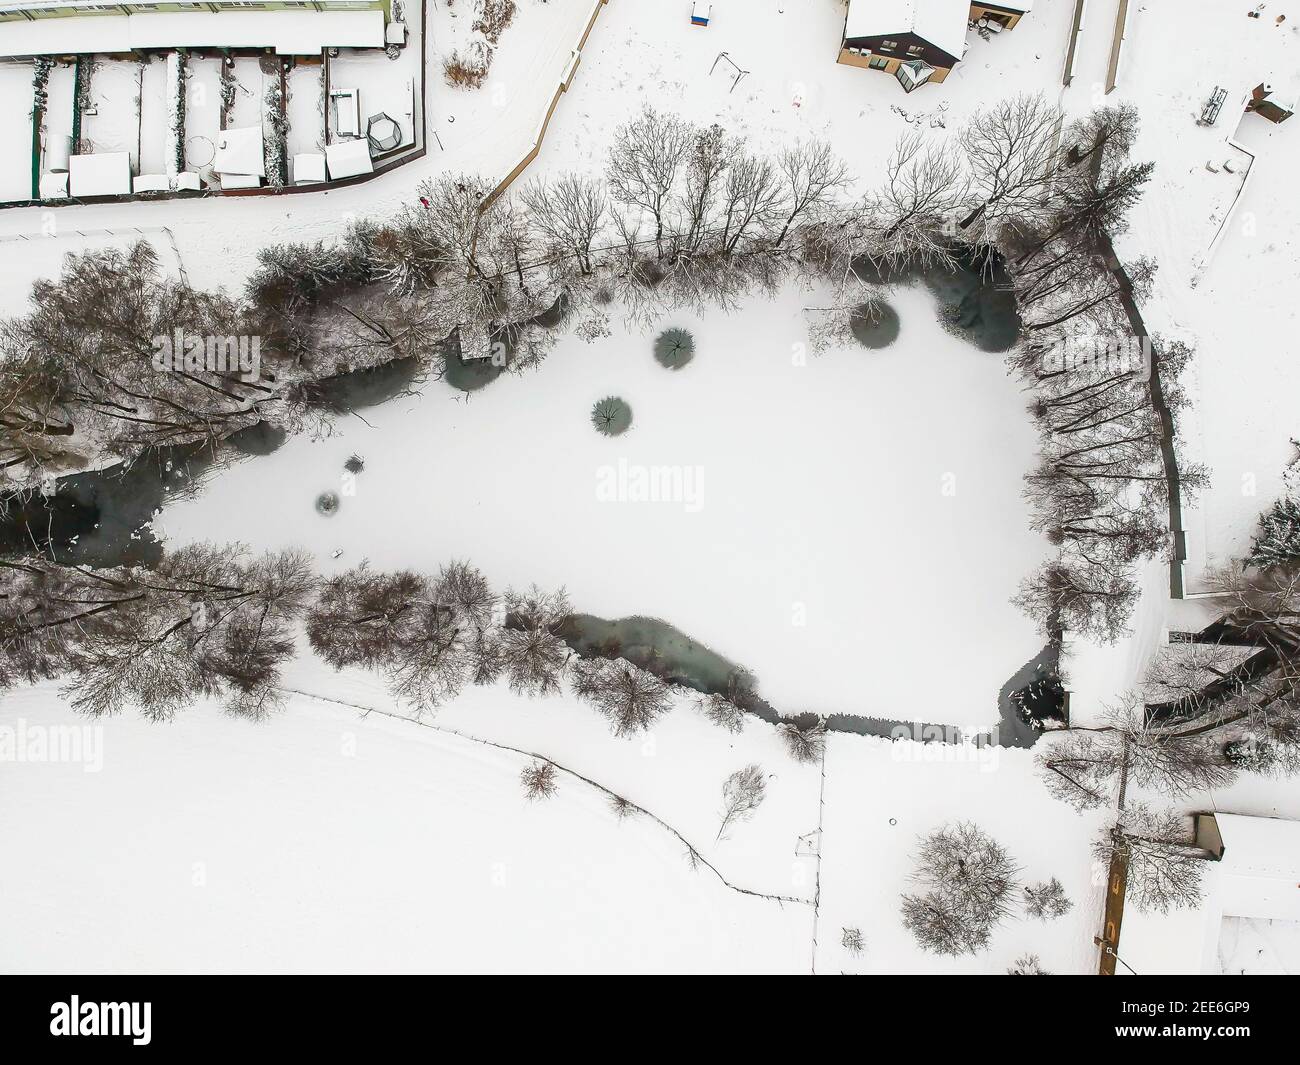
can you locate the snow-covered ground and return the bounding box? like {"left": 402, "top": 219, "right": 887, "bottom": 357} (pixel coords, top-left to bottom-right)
{"left": 819, "top": 731, "right": 1107, "bottom": 975}
{"left": 156, "top": 284, "right": 1048, "bottom": 726}
{"left": 286, "top": 60, "right": 325, "bottom": 163}
{"left": 0, "top": 677, "right": 810, "bottom": 974}
{"left": 1, "top": 634, "right": 1106, "bottom": 974}
{"left": 5, "top": 0, "right": 1300, "bottom": 975}
{"left": 138, "top": 55, "right": 170, "bottom": 177}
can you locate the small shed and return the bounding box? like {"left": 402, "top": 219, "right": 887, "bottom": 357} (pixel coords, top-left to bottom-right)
{"left": 691, "top": 2, "right": 711, "bottom": 27}
{"left": 68, "top": 152, "right": 132, "bottom": 197}
{"left": 325, "top": 138, "right": 374, "bottom": 180}
{"left": 292, "top": 153, "right": 327, "bottom": 185}
{"left": 133, "top": 174, "right": 171, "bottom": 194}
{"left": 220, "top": 172, "right": 262, "bottom": 190}
{"left": 213, "top": 126, "right": 266, "bottom": 179}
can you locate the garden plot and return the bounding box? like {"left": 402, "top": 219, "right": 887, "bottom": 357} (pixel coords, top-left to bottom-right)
{"left": 0, "top": 62, "right": 34, "bottom": 202}
{"left": 137, "top": 55, "right": 171, "bottom": 177}
{"left": 157, "top": 284, "right": 1049, "bottom": 727}
{"left": 225, "top": 56, "right": 267, "bottom": 132}
{"left": 329, "top": 47, "right": 418, "bottom": 151}
{"left": 79, "top": 58, "right": 142, "bottom": 167}
{"left": 41, "top": 59, "right": 77, "bottom": 154}
{"left": 0, "top": 678, "right": 809, "bottom": 974}
{"left": 285, "top": 59, "right": 325, "bottom": 161}
{"left": 183, "top": 55, "right": 223, "bottom": 178}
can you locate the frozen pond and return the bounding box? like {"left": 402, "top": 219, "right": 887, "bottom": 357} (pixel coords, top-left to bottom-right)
{"left": 150, "top": 283, "right": 1049, "bottom": 728}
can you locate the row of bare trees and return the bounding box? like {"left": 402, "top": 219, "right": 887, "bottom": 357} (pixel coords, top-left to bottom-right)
{"left": 2, "top": 548, "right": 816, "bottom": 749}
{"left": 998, "top": 104, "right": 1195, "bottom": 646}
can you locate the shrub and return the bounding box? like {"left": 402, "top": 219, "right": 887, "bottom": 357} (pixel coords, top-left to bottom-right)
{"left": 520, "top": 759, "right": 558, "bottom": 801}
{"left": 591, "top": 396, "right": 632, "bottom": 436}
{"left": 654, "top": 327, "right": 695, "bottom": 370}
{"left": 778, "top": 720, "right": 826, "bottom": 764}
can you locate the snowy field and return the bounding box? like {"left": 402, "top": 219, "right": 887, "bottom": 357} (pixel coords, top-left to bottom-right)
{"left": 1, "top": 635, "right": 1105, "bottom": 974}
{"left": 157, "top": 284, "right": 1049, "bottom": 726}
{"left": 0, "top": 62, "right": 34, "bottom": 202}
{"left": 0, "top": 678, "right": 810, "bottom": 974}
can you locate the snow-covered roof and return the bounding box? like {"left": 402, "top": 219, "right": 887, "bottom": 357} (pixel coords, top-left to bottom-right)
{"left": 68, "top": 152, "right": 131, "bottom": 197}
{"left": 133, "top": 174, "right": 171, "bottom": 194}
{"left": 38, "top": 171, "right": 68, "bottom": 199}
{"left": 0, "top": 10, "right": 384, "bottom": 58}
{"left": 213, "top": 126, "right": 265, "bottom": 178}
{"left": 325, "top": 138, "right": 374, "bottom": 180}
{"left": 1120, "top": 813, "right": 1300, "bottom": 974}
{"left": 292, "top": 153, "right": 328, "bottom": 184}
{"left": 1215, "top": 813, "right": 1300, "bottom": 884}
{"left": 844, "top": 0, "right": 970, "bottom": 59}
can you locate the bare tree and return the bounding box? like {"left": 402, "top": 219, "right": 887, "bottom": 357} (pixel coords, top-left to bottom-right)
{"left": 1037, "top": 692, "right": 1238, "bottom": 812}
{"left": 0, "top": 241, "right": 275, "bottom": 478}
{"left": 305, "top": 560, "right": 496, "bottom": 713}
{"left": 1095, "top": 804, "right": 1205, "bottom": 915}
{"left": 900, "top": 822, "right": 1019, "bottom": 957}
{"left": 1022, "top": 877, "right": 1073, "bottom": 920}
{"left": 520, "top": 758, "right": 558, "bottom": 801}
{"left": 1007, "top": 953, "right": 1050, "bottom": 975}
{"left": 695, "top": 691, "right": 746, "bottom": 733}
{"left": 571, "top": 656, "right": 672, "bottom": 737}
{"left": 864, "top": 130, "right": 968, "bottom": 266}
{"left": 778, "top": 719, "right": 826, "bottom": 764}
{"left": 841, "top": 927, "right": 865, "bottom": 956}
{"left": 607, "top": 105, "right": 693, "bottom": 260}
{"left": 1, "top": 545, "right": 314, "bottom": 721}
{"left": 773, "top": 140, "right": 850, "bottom": 248}
{"left": 1013, "top": 558, "right": 1139, "bottom": 644}
{"left": 520, "top": 173, "right": 608, "bottom": 277}
{"left": 716, "top": 763, "right": 766, "bottom": 840}
{"left": 498, "top": 584, "right": 572, "bottom": 697}
{"left": 959, "top": 93, "right": 1062, "bottom": 237}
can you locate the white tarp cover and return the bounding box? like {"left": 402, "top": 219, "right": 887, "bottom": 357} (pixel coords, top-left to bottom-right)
{"left": 68, "top": 151, "right": 131, "bottom": 197}
{"left": 0, "top": 11, "right": 384, "bottom": 58}
{"left": 213, "top": 126, "right": 266, "bottom": 178}
{"left": 325, "top": 138, "right": 373, "bottom": 180}
{"left": 38, "top": 171, "right": 68, "bottom": 199}
{"left": 133, "top": 174, "right": 171, "bottom": 193}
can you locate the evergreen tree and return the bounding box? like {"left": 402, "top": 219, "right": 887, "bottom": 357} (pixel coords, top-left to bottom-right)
{"left": 1247, "top": 494, "right": 1300, "bottom": 570}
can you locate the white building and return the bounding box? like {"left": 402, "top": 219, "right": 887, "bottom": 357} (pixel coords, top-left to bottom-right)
{"left": 1117, "top": 812, "right": 1300, "bottom": 974}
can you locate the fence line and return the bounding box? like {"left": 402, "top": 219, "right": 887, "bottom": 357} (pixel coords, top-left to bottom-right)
{"left": 278, "top": 684, "right": 814, "bottom": 909}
